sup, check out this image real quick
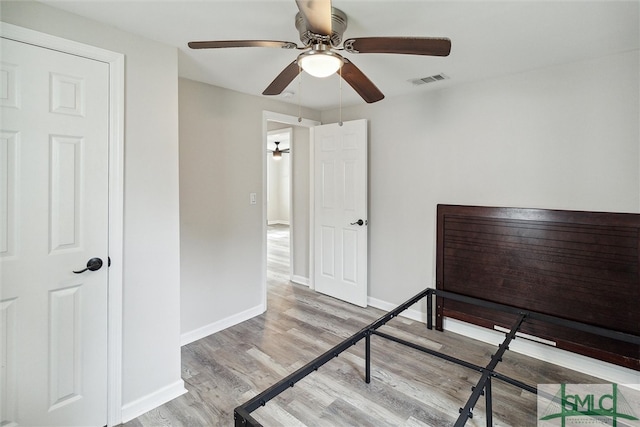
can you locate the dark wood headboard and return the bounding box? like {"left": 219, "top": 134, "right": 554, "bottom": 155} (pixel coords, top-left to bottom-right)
{"left": 435, "top": 204, "right": 640, "bottom": 370}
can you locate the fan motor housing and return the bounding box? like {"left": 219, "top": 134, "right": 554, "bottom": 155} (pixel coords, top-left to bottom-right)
{"left": 295, "top": 7, "right": 347, "bottom": 47}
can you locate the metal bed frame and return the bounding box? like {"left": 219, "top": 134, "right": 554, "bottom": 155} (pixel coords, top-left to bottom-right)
{"left": 233, "top": 288, "right": 640, "bottom": 427}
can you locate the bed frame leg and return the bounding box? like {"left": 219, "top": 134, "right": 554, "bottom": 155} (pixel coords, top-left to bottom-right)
{"left": 427, "top": 291, "right": 433, "bottom": 330}
{"left": 365, "top": 331, "right": 371, "bottom": 384}
{"left": 485, "top": 377, "right": 492, "bottom": 427}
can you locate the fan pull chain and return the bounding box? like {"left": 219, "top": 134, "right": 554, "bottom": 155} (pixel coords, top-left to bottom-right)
{"left": 338, "top": 65, "right": 343, "bottom": 127}
{"left": 297, "top": 64, "right": 302, "bottom": 123}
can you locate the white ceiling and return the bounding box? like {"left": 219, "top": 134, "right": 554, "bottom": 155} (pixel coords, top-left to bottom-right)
{"left": 267, "top": 130, "right": 290, "bottom": 151}
{"left": 41, "top": 1, "right": 639, "bottom": 111}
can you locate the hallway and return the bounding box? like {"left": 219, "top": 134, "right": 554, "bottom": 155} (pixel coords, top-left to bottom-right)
{"left": 267, "top": 224, "right": 290, "bottom": 284}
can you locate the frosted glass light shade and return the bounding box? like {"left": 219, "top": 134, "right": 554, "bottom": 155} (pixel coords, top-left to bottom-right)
{"left": 299, "top": 51, "right": 343, "bottom": 78}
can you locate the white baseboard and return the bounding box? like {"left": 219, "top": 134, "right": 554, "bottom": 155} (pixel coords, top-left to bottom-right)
{"left": 291, "top": 275, "right": 309, "bottom": 286}
{"left": 367, "top": 295, "right": 640, "bottom": 387}
{"left": 121, "top": 379, "right": 187, "bottom": 423}
{"left": 367, "top": 296, "right": 428, "bottom": 323}
{"left": 267, "top": 220, "right": 290, "bottom": 225}
{"left": 443, "top": 318, "right": 640, "bottom": 387}
{"left": 180, "top": 303, "right": 265, "bottom": 346}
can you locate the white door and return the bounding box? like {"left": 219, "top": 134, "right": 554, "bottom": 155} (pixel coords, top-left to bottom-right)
{"left": 0, "top": 38, "right": 109, "bottom": 426}
{"left": 313, "top": 119, "right": 368, "bottom": 307}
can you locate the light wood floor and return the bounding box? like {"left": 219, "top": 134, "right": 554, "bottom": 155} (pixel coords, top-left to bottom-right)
{"left": 123, "top": 225, "right": 601, "bottom": 426}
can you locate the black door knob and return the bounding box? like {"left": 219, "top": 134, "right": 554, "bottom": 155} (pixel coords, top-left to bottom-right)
{"left": 73, "top": 257, "right": 103, "bottom": 274}
{"left": 350, "top": 219, "right": 364, "bottom": 226}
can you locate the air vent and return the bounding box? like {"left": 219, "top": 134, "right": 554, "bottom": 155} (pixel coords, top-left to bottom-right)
{"left": 409, "top": 73, "right": 449, "bottom": 86}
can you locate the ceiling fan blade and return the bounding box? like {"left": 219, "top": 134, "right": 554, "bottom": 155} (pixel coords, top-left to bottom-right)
{"left": 295, "top": 0, "right": 333, "bottom": 36}
{"left": 188, "top": 40, "right": 300, "bottom": 50}
{"left": 343, "top": 37, "right": 451, "bottom": 57}
{"left": 340, "top": 59, "right": 384, "bottom": 104}
{"left": 282, "top": 149, "right": 291, "bottom": 153}
{"left": 263, "top": 60, "right": 300, "bottom": 96}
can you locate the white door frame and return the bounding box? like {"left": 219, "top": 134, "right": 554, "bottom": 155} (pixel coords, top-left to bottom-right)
{"left": 0, "top": 23, "right": 125, "bottom": 426}
{"left": 262, "top": 111, "right": 320, "bottom": 309}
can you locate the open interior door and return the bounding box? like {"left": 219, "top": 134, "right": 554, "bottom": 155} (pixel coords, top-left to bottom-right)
{"left": 313, "top": 119, "right": 368, "bottom": 307}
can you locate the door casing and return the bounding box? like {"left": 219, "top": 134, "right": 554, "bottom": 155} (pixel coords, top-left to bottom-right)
{"left": 0, "top": 22, "right": 125, "bottom": 426}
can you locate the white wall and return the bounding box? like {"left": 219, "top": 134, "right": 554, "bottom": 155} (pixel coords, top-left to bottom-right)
{"left": 322, "top": 50, "right": 639, "bottom": 306}
{"left": 267, "top": 154, "right": 290, "bottom": 224}
{"left": 291, "top": 125, "right": 311, "bottom": 280}
{"left": 269, "top": 155, "right": 290, "bottom": 223}
{"left": 321, "top": 50, "right": 639, "bottom": 382}
{"left": 178, "top": 78, "right": 321, "bottom": 342}
{"left": 0, "top": 1, "right": 184, "bottom": 421}
{"left": 266, "top": 127, "right": 291, "bottom": 225}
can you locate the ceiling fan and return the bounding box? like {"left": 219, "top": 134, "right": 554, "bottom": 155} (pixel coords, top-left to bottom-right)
{"left": 268, "top": 141, "right": 290, "bottom": 160}
{"left": 188, "top": 0, "right": 451, "bottom": 104}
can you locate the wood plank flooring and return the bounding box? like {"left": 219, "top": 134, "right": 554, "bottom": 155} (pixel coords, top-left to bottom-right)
{"left": 123, "top": 225, "right": 602, "bottom": 426}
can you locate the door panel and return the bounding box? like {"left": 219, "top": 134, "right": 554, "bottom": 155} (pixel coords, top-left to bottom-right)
{"left": 321, "top": 160, "right": 336, "bottom": 209}
{"left": 0, "top": 131, "right": 18, "bottom": 258}
{"left": 0, "top": 37, "right": 109, "bottom": 427}
{"left": 313, "top": 119, "right": 368, "bottom": 307}
{"left": 320, "top": 226, "right": 335, "bottom": 278}
{"left": 50, "top": 135, "right": 83, "bottom": 252}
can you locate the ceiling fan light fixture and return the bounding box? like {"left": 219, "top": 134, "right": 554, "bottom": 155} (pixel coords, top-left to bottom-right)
{"left": 273, "top": 150, "right": 282, "bottom": 160}
{"left": 298, "top": 50, "right": 343, "bottom": 78}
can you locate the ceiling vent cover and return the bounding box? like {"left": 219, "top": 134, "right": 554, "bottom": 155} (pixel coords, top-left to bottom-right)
{"left": 410, "top": 73, "right": 449, "bottom": 86}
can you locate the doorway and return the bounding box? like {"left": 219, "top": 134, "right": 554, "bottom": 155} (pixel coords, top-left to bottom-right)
{"left": 261, "top": 112, "right": 319, "bottom": 309}
{"left": 261, "top": 114, "right": 369, "bottom": 309}
{"left": 266, "top": 127, "right": 292, "bottom": 286}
